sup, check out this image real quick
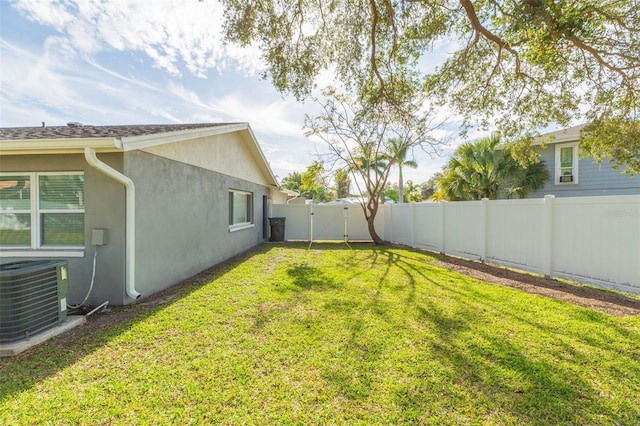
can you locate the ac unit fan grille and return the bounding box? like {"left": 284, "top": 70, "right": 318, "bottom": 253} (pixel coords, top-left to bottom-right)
{"left": 0, "top": 260, "right": 67, "bottom": 343}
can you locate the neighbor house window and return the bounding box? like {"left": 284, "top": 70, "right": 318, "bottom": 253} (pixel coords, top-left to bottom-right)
{"left": 0, "top": 172, "right": 85, "bottom": 248}
{"left": 228, "top": 190, "right": 253, "bottom": 231}
{"left": 555, "top": 143, "right": 579, "bottom": 184}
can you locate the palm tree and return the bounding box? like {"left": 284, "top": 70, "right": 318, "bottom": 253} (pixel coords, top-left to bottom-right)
{"left": 387, "top": 138, "right": 418, "bottom": 203}
{"left": 436, "top": 134, "right": 549, "bottom": 201}
{"left": 504, "top": 160, "right": 550, "bottom": 199}
{"left": 280, "top": 171, "right": 302, "bottom": 193}
{"left": 334, "top": 168, "right": 351, "bottom": 198}
{"left": 349, "top": 142, "right": 389, "bottom": 195}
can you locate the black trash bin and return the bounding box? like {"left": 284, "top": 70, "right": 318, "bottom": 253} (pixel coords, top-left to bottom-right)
{"left": 268, "top": 217, "right": 286, "bottom": 242}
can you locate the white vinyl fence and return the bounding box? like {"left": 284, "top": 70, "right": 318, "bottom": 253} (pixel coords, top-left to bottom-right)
{"left": 270, "top": 195, "right": 640, "bottom": 295}
{"left": 271, "top": 204, "right": 381, "bottom": 241}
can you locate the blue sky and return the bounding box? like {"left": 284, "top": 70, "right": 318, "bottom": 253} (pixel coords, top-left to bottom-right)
{"left": 0, "top": 0, "right": 464, "bottom": 184}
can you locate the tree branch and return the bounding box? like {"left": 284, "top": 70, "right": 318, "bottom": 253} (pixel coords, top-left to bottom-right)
{"left": 569, "top": 36, "right": 632, "bottom": 82}
{"left": 458, "top": 0, "right": 523, "bottom": 75}
{"left": 368, "top": 0, "right": 386, "bottom": 91}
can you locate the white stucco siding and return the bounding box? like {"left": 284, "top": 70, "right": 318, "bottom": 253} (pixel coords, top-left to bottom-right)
{"left": 141, "top": 132, "right": 271, "bottom": 186}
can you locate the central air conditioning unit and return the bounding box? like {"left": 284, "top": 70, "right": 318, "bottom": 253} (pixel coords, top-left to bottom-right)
{"left": 0, "top": 260, "right": 68, "bottom": 343}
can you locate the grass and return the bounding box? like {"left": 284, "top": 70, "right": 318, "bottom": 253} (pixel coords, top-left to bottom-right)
{"left": 1, "top": 243, "right": 639, "bottom": 425}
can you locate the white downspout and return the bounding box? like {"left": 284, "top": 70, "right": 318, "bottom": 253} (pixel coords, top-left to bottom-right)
{"left": 84, "top": 147, "right": 141, "bottom": 301}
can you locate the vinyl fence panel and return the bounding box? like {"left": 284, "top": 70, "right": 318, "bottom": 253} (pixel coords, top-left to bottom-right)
{"left": 389, "top": 204, "right": 414, "bottom": 247}
{"left": 551, "top": 196, "right": 639, "bottom": 294}
{"left": 413, "top": 204, "right": 443, "bottom": 252}
{"left": 442, "top": 201, "right": 484, "bottom": 259}
{"left": 486, "top": 199, "right": 546, "bottom": 274}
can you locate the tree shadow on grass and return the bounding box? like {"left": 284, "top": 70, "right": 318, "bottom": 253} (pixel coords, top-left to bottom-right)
{"left": 286, "top": 263, "right": 338, "bottom": 291}
{"left": 308, "top": 243, "right": 640, "bottom": 424}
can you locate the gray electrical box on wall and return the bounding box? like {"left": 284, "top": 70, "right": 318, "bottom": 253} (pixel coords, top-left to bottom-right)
{"left": 91, "top": 229, "right": 108, "bottom": 246}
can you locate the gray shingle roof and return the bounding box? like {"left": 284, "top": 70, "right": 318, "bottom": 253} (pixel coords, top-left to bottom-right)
{"left": 0, "top": 123, "right": 236, "bottom": 140}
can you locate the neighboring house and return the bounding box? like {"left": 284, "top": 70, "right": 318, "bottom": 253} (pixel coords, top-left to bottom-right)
{"left": 0, "top": 123, "right": 282, "bottom": 306}
{"left": 528, "top": 124, "right": 639, "bottom": 198}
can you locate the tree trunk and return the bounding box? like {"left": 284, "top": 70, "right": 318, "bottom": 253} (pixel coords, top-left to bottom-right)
{"left": 364, "top": 199, "right": 384, "bottom": 244}
{"left": 398, "top": 165, "right": 404, "bottom": 203}
{"left": 367, "top": 215, "right": 384, "bottom": 244}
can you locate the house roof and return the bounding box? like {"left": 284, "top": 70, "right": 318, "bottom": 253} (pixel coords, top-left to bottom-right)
{"left": 533, "top": 123, "right": 586, "bottom": 145}
{"left": 0, "top": 122, "right": 279, "bottom": 188}
{"left": 0, "top": 123, "right": 232, "bottom": 140}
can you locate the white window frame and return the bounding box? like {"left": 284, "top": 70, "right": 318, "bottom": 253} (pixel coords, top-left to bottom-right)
{"left": 228, "top": 189, "right": 254, "bottom": 232}
{"left": 554, "top": 142, "right": 579, "bottom": 185}
{"left": 0, "top": 171, "right": 85, "bottom": 256}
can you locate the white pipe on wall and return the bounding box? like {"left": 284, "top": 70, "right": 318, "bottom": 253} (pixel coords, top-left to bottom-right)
{"left": 84, "top": 147, "right": 141, "bottom": 301}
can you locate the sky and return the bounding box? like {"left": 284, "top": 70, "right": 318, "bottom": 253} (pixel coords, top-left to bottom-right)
{"left": 0, "top": 0, "right": 468, "bottom": 186}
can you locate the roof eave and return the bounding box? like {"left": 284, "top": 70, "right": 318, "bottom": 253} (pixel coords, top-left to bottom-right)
{"left": 0, "top": 137, "right": 123, "bottom": 155}
{"left": 531, "top": 123, "right": 586, "bottom": 146}
{"left": 120, "top": 123, "right": 249, "bottom": 152}
{"left": 240, "top": 125, "right": 280, "bottom": 188}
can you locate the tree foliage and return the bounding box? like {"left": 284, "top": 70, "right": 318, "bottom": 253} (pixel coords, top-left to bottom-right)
{"left": 281, "top": 162, "right": 331, "bottom": 201}
{"left": 387, "top": 137, "right": 418, "bottom": 203}
{"left": 334, "top": 168, "right": 352, "bottom": 198}
{"left": 384, "top": 180, "right": 422, "bottom": 203}
{"left": 422, "top": 171, "right": 443, "bottom": 201}
{"left": 300, "top": 160, "right": 331, "bottom": 202}
{"left": 403, "top": 180, "right": 423, "bottom": 203}
{"left": 280, "top": 171, "right": 302, "bottom": 193}
{"left": 436, "top": 134, "right": 549, "bottom": 201}
{"left": 580, "top": 119, "right": 640, "bottom": 176}
{"left": 223, "top": 0, "right": 640, "bottom": 171}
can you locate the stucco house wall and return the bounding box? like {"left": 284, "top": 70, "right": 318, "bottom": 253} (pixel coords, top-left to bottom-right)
{"left": 125, "top": 150, "right": 271, "bottom": 298}
{"left": 1, "top": 123, "right": 281, "bottom": 307}
{"left": 0, "top": 153, "right": 127, "bottom": 305}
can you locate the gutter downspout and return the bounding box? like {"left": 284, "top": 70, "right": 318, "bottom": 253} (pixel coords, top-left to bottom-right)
{"left": 84, "top": 147, "right": 141, "bottom": 301}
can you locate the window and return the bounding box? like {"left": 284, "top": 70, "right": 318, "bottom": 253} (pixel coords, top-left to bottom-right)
{"left": 228, "top": 190, "right": 253, "bottom": 231}
{"left": 0, "top": 172, "right": 85, "bottom": 248}
{"left": 555, "top": 143, "right": 579, "bottom": 184}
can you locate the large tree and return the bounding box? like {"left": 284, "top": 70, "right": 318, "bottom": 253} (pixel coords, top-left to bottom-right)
{"left": 436, "top": 134, "right": 549, "bottom": 200}
{"left": 304, "top": 87, "right": 442, "bottom": 243}
{"left": 223, "top": 0, "right": 640, "bottom": 173}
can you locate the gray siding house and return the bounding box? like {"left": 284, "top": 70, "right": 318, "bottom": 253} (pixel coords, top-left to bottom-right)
{"left": 0, "top": 123, "right": 280, "bottom": 306}
{"left": 529, "top": 124, "right": 639, "bottom": 198}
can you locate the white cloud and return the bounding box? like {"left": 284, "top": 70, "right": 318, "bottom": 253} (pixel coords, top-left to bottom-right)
{"left": 13, "top": 0, "right": 76, "bottom": 29}
{"left": 12, "top": 0, "right": 264, "bottom": 77}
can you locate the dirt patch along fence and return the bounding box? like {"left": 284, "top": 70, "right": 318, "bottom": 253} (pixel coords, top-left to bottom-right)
{"left": 272, "top": 195, "right": 640, "bottom": 296}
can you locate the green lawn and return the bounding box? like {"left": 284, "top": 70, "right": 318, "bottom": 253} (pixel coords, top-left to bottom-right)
{"left": 1, "top": 243, "right": 639, "bottom": 425}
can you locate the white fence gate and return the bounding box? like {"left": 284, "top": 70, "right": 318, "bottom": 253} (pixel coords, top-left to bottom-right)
{"left": 270, "top": 195, "right": 640, "bottom": 295}
{"left": 271, "top": 204, "right": 381, "bottom": 241}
